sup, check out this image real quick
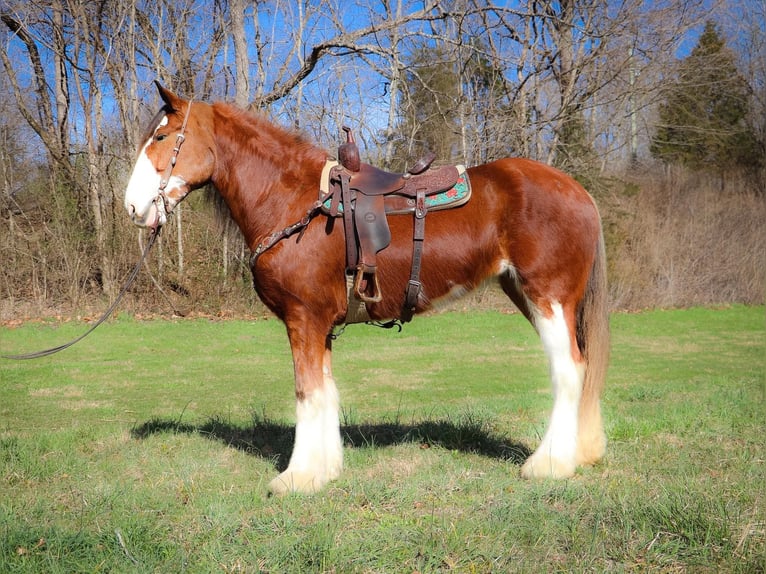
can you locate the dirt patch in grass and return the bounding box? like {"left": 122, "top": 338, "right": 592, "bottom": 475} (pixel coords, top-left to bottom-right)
{"left": 29, "top": 385, "right": 84, "bottom": 398}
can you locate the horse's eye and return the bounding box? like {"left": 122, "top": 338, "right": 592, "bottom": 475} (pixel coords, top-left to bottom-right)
{"left": 156, "top": 134, "right": 167, "bottom": 142}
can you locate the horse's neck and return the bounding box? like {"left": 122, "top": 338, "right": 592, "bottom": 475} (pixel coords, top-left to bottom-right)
{"left": 210, "top": 108, "right": 326, "bottom": 246}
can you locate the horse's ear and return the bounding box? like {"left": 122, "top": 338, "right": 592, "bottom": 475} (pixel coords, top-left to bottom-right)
{"left": 154, "top": 81, "right": 184, "bottom": 112}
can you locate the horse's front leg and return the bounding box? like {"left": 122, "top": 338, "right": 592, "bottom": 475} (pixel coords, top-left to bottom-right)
{"left": 269, "top": 324, "right": 342, "bottom": 495}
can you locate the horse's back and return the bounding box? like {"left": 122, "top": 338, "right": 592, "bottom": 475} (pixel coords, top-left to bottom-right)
{"left": 468, "top": 157, "right": 595, "bottom": 208}
{"left": 468, "top": 156, "right": 600, "bottom": 237}
{"left": 465, "top": 158, "right": 602, "bottom": 302}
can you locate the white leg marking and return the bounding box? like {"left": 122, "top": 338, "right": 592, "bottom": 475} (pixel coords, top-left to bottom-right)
{"left": 269, "top": 378, "right": 343, "bottom": 495}
{"left": 521, "top": 302, "right": 583, "bottom": 479}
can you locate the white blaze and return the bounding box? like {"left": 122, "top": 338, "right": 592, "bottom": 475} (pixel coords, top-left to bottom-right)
{"left": 124, "top": 139, "right": 164, "bottom": 228}
{"left": 124, "top": 116, "right": 169, "bottom": 228}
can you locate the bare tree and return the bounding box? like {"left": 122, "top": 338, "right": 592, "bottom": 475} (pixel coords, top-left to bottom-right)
{"left": 229, "top": 0, "right": 250, "bottom": 107}
{"left": 4, "top": 0, "right": 745, "bottom": 316}
{"left": 1, "top": 8, "right": 70, "bottom": 174}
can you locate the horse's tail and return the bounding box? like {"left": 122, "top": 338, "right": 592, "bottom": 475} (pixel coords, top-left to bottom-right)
{"left": 576, "top": 224, "right": 610, "bottom": 466}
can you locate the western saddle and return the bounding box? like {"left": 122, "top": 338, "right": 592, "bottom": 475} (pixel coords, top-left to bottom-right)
{"left": 322, "top": 127, "right": 469, "bottom": 323}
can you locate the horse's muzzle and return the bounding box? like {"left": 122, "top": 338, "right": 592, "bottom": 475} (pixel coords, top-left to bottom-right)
{"left": 128, "top": 197, "right": 166, "bottom": 229}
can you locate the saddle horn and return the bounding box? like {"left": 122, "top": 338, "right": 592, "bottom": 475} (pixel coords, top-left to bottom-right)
{"left": 338, "top": 126, "right": 361, "bottom": 172}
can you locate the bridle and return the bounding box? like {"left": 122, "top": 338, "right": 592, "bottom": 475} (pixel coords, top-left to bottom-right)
{"left": 154, "top": 99, "right": 193, "bottom": 225}
{"left": 148, "top": 98, "right": 325, "bottom": 270}
{"left": 1, "top": 101, "right": 194, "bottom": 360}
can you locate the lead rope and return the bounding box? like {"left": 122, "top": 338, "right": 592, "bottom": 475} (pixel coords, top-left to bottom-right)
{"left": 1, "top": 229, "right": 160, "bottom": 360}
{"left": 4, "top": 100, "right": 195, "bottom": 360}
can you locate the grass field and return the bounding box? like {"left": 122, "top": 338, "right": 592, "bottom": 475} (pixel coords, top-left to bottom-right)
{"left": 1, "top": 306, "right": 764, "bottom": 572}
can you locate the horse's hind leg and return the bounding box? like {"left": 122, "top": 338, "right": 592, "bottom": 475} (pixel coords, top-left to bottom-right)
{"left": 521, "top": 301, "right": 584, "bottom": 479}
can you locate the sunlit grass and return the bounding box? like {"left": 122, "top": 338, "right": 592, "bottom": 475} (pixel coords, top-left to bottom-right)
{"left": 1, "top": 306, "right": 764, "bottom": 572}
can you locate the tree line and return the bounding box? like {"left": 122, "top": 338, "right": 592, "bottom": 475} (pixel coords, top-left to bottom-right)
{"left": 1, "top": 0, "right": 764, "bottom": 317}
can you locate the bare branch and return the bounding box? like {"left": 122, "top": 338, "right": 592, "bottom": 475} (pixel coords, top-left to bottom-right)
{"left": 253, "top": 1, "right": 444, "bottom": 108}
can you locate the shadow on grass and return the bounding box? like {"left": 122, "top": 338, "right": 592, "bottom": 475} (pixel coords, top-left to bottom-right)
{"left": 130, "top": 412, "right": 531, "bottom": 472}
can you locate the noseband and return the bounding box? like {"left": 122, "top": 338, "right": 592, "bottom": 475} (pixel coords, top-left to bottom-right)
{"left": 156, "top": 99, "right": 193, "bottom": 221}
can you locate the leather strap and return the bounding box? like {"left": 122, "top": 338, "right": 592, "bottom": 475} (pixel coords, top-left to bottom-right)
{"left": 401, "top": 188, "right": 427, "bottom": 323}
{"left": 158, "top": 100, "right": 193, "bottom": 194}
{"left": 339, "top": 171, "right": 358, "bottom": 270}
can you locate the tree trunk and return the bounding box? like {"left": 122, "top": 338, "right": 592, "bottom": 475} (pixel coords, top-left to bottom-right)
{"left": 230, "top": 0, "right": 250, "bottom": 108}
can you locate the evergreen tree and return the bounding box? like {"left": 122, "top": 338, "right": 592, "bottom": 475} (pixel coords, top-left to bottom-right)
{"left": 390, "top": 45, "right": 461, "bottom": 171}
{"left": 554, "top": 109, "right": 597, "bottom": 175}
{"left": 390, "top": 41, "right": 503, "bottom": 170}
{"left": 651, "top": 21, "right": 761, "bottom": 174}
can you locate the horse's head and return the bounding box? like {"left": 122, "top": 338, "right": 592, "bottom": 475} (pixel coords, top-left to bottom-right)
{"left": 124, "top": 83, "right": 215, "bottom": 229}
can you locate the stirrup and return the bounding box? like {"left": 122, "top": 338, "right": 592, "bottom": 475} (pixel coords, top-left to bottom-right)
{"left": 353, "top": 264, "right": 382, "bottom": 303}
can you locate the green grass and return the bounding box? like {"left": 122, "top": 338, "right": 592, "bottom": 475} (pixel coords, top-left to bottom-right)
{"left": 0, "top": 306, "right": 764, "bottom": 572}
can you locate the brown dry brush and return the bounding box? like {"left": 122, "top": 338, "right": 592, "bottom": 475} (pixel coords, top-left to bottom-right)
{"left": 604, "top": 167, "right": 766, "bottom": 310}
{"left": 1, "top": 168, "right": 764, "bottom": 321}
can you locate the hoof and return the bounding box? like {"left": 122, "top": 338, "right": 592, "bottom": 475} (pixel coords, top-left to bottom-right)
{"left": 576, "top": 432, "right": 607, "bottom": 467}
{"left": 520, "top": 453, "right": 576, "bottom": 480}
{"left": 268, "top": 470, "right": 327, "bottom": 496}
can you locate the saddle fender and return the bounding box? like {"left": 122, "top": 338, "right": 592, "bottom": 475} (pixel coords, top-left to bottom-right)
{"left": 353, "top": 193, "right": 391, "bottom": 303}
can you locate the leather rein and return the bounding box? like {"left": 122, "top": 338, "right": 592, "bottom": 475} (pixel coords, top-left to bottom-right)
{"left": 1, "top": 231, "right": 160, "bottom": 360}
{"left": 249, "top": 199, "right": 326, "bottom": 269}
{"left": 2, "top": 103, "right": 194, "bottom": 360}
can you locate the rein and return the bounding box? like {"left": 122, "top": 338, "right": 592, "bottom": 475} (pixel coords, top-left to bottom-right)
{"left": 249, "top": 197, "right": 326, "bottom": 269}
{"left": 2, "top": 229, "right": 160, "bottom": 360}
{"left": 4, "top": 102, "right": 195, "bottom": 360}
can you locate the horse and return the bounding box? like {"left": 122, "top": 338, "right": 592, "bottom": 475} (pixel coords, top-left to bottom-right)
{"left": 124, "top": 83, "right": 609, "bottom": 495}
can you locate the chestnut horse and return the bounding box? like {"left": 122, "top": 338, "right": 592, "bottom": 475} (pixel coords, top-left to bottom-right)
{"left": 124, "top": 84, "right": 609, "bottom": 495}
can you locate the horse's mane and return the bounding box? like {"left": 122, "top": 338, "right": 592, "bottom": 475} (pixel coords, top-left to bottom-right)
{"left": 212, "top": 102, "right": 327, "bottom": 165}
{"left": 205, "top": 101, "right": 328, "bottom": 230}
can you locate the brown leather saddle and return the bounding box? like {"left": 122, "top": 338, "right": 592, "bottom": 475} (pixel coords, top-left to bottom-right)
{"left": 322, "top": 127, "right": 468, "bottom": 322}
